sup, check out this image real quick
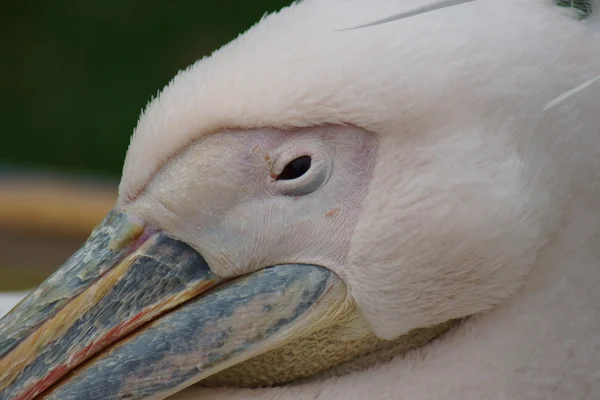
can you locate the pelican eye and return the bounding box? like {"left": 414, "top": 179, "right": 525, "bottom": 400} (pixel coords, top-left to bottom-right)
{"left": 277, "top": 156, "right": 311, "bottom": 180}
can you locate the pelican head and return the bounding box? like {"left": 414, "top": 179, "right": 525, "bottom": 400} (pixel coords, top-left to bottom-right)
{"left": 1, "top": 0, "right": 599, "bottom": 399}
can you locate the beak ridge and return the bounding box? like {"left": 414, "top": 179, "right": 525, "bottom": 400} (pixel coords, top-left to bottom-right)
{"left": 0, "top": 211, "right": 220, "bottom": 400}
{"left": 0, "top": 211, "right": 145, "bottom": 359}
{"left": 44, "top": 264, "right": 337, "bottom": 400}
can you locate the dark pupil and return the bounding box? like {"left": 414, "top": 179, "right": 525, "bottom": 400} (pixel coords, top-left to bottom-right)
{"left": 278, "top": 156, "right": 311, "bottom": 180}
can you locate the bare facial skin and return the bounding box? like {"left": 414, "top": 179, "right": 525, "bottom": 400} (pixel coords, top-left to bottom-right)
{"left": 124, "top": 125, "right": 378, "bottom": 283}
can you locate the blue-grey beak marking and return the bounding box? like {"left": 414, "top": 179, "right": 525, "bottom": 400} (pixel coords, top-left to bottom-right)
{"left": 44, "top": 265, "right": 333, "bottom": 400}
{"left": 0, "top": 209, "right": 230, "bottom": 400}
{"left": 1, "top": 230, "right": 217, "bottom": 400}
{"left": 0, "top": 211, "right": 142, "bottom": 359}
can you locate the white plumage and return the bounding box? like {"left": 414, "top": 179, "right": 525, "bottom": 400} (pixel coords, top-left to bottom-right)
{"left": 1, "top": 1, "right": 599, "bottom": 399}
{"left": 122, "top": 0, "right": 600, "bottom": 340}
{"left": 121, "top": 0, "right": 599, "bottom": 203}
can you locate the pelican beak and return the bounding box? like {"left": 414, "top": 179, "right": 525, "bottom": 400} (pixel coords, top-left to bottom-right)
{"left": 0, "top": 210, "right": 342, "bottom": 400}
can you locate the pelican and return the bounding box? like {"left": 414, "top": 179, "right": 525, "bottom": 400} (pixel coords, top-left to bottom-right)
{"left": 1, "top": 0, "right": 599, "bottom": 399}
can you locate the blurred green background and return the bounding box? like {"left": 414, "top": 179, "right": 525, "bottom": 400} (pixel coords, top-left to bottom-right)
{"left": 1, "top": 0, "right": 285, "bottom": 179}
{"left": 0, "top": 1, "right": 286, "bottom": 290}
{"left": 2, "top": 0, "right": 593, "bottom": 179}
